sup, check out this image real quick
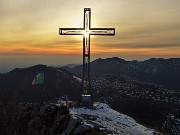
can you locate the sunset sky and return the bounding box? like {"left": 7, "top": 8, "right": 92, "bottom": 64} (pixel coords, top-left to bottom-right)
{"left": 0, "top": 0, "right": 180, "bottom": 72}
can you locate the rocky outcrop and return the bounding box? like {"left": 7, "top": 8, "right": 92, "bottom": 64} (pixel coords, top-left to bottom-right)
{"left": 27, "top": 104, "right": 70, "bottom": 135}
{"left": 1, "top": 102, "right": 105, "bottom": 135}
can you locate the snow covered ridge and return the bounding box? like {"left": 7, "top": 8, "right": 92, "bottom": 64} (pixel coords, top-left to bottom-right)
{"left": 70, "top": 103, "right": 156, "bottom": 135}
{"left": 73, "top": 76, "right": 82, "bottom": 82}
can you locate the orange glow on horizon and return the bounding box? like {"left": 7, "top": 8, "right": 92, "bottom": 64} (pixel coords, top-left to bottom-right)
{"left": 1, "top": 46, "right": 180, "bottom": 56}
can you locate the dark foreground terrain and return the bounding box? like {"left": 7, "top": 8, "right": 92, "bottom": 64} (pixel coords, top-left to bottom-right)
{"left": 0, "top": 98, "right": 106, "bottom": 135}
{"left": 0, "top": 58, "right": 180, "bottom": 135}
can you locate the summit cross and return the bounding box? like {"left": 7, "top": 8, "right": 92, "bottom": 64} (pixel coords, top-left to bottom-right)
{"left": 59, "top": 8, "right": 115, "bottom": 105}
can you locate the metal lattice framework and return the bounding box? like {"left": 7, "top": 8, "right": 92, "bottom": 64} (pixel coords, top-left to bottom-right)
{"left": 59, "top": 8, "right": 115, "bottom": 105}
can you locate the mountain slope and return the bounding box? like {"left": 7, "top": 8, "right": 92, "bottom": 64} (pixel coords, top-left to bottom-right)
{"left": 91, "top": 74, "right": 180, "bottom": 135}
{"left": 0, "top": 65, "right": 81, "bottom": 102}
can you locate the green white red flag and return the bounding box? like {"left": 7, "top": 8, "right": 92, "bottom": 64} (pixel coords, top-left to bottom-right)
{"left": 32, "top": 72, "right": 44, "bottom": 86}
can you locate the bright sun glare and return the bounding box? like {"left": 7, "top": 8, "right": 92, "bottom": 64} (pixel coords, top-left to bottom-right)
{"left": 75, "top": 30, "right": 91, "bottom": 40}
{"left": 83, "top": 31, "right": 90, "bottom": 37}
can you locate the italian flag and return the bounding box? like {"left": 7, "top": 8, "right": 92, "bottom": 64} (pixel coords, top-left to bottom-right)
{"left": 32, "top": 72, "right": 44, "bottom": 86}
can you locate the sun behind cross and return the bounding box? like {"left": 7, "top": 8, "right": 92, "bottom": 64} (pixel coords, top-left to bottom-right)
{"left": 59, "top": 8, "right": 115, "bottom": 106}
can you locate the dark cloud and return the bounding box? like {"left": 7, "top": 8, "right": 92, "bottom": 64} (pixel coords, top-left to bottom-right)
{"left": 14, "top": 48, "right": 27, "bottom": 52}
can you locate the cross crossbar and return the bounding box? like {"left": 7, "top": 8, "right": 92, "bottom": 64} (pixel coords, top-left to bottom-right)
{"left": 59, "top": 28, "right": 115, "bottom": 35}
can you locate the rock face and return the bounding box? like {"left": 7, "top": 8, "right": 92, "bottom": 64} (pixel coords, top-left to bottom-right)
{"left": 1, "top": 102, "right": 106, "bottom": 135}
{"left": 27, "top": 104, "right": 70, "bottom": 135}
{"left": 60, "top": 116, "right": 81, "bottom": 135}
{"left": 1, "top": 103, "right": 70, "bottom": 135}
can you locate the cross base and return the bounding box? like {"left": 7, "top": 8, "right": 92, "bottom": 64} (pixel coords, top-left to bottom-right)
{"left": 79, "top": 94, "right": 93, "bottom": 106}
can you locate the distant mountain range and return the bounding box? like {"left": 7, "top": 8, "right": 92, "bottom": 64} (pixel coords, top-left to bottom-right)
{"left": 0, "top": 57, "right": 179, "bottom": 103}
{"left": 64, "top": 57, "right": 180, "bottom": 91}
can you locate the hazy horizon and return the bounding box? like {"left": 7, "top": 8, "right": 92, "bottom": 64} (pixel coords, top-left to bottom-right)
{"left": 1, "top": 54, "right": 179, "bottom": 73}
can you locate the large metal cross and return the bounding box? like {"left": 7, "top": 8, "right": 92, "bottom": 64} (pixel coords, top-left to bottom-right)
{"left": 59, "top": 8, "right": 115, "bottom": 105}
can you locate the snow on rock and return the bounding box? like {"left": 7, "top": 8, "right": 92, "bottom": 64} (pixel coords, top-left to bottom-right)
{"left": 70, "top": 102, "right": 155, "bottom": 135}
{"left": 73, "top": 76, "right": 82, "bottom": 82}
{"left": 56, "top": 69, "right": 69, "bottom": 77}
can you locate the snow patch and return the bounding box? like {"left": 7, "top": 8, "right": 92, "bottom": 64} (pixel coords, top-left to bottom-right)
{"left": 56, "top": 69, "right": 68, "bottom": 77}
{"left": 73, "top": 76, "right": 82, "bottom": 82}
{"left": 70, "top": 103, "right": 155, "bottom": 135}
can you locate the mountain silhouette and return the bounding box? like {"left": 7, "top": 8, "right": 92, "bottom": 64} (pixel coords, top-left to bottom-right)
{"left": 0, "top": 64, "right": 81, "bottom": 102}
{"left": 67, "top": 57, "right": 180, "bottom": 91}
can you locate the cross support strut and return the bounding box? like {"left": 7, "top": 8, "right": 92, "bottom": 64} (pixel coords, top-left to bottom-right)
{"left": 59, "top": 8, "right": 115, "bottom": 106}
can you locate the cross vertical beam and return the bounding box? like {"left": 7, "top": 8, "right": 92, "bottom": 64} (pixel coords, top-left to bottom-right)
{"left": 82, "top": 9, "right": 91, "bottom": 105}
{"left": 59, "top": 8, "right": 115, "bottom": 106}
